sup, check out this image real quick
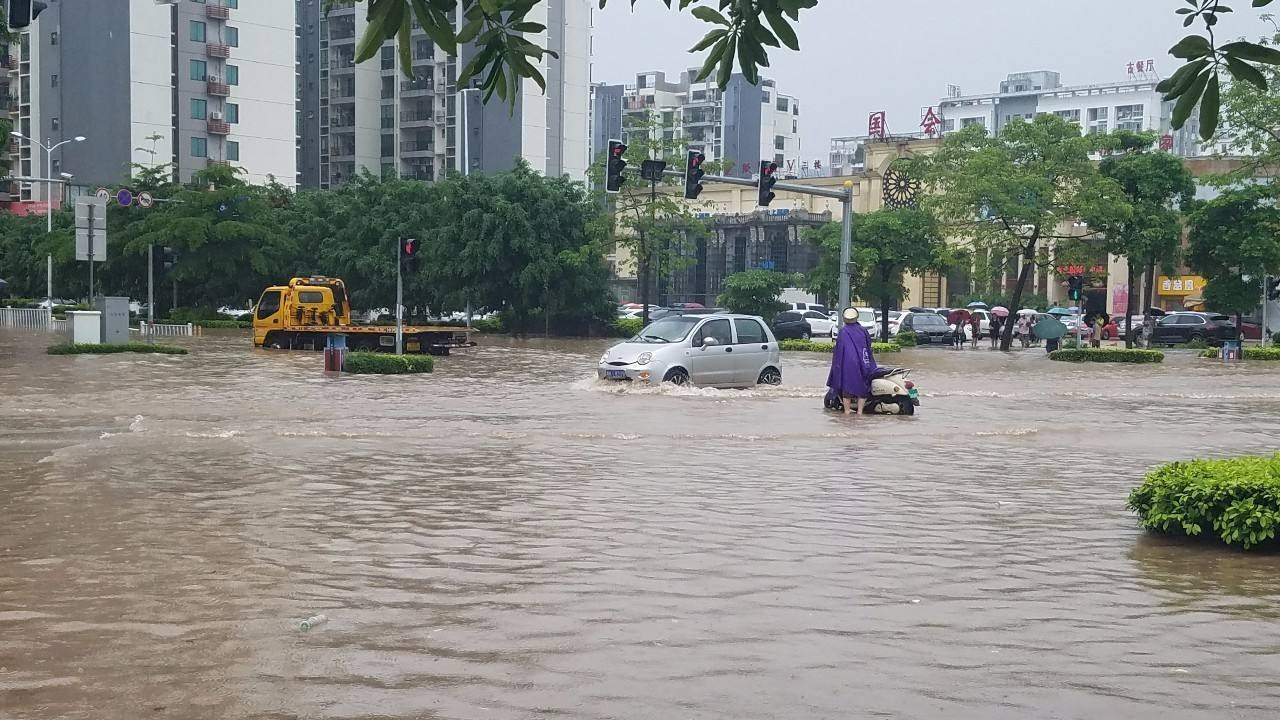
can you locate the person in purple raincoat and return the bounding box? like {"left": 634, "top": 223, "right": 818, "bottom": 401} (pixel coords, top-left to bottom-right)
{"left": 827, "top": 307, "right": 879, "bottom": 416}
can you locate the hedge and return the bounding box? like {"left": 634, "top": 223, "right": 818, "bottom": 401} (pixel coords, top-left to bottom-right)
{"left": 158, "top": 318, "right": 251, "bottom": 329}
{"left": 895, "top": 331, "right": 918, "bottom": 347}
{"left": 48, "top": 342, "right": 187, "bottom": 355}
{"left": 1200, "top": 346, "right": 1280, "bottom": 361}
{"left": 342, "top": 351, "right": 435, "bottom": 375}
{"left": 780, "top": 338, "right": 901, "bottom": 354}
{"left": 613, "top": 317, "right": 643, "bottom": 338}
{"left": 1049, "top": 348, "right": 1164, "bottom": 363}
{"left": 1128, "top": 454, "right": 1280, "bottom": 549}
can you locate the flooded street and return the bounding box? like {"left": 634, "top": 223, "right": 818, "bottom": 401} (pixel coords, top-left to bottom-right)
{"left": 2, "top": 328, "right": 1279, "bottom": 719}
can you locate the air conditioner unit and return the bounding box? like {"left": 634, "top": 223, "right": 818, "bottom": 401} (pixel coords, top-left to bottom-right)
{"left": 208, "top": 75, "right": 221, "bottom": 83}
{"left": 210, "top": 111, "right": 224, "bottom": 121}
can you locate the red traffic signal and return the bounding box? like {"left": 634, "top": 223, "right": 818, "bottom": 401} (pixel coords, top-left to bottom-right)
{"left": 402, "top": 238, "right": 418, "bottom": 257}
{"left": 758, "top": 160, "right": 779, "bottom": 207}
{"left": 684, "top": 149, "right": 706, "bottom": 200}
{"left": 606, "top": 140, "right": 628, "bottom": 193}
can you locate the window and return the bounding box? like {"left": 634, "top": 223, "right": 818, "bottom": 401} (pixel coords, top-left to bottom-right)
{"left": 734, "top": 319, "right": 767, "bottom": 345}
{"left": 792, "top": 120, "right": 797, "bottom": 133}
{"left": 50, "top": 73, "right": 57, "bottom": 87}
{"left": 190, "top": 59, "right": 207, "bottom": 81}
{"left": 50, "top": 117, "right": 59, "bottom": 130}
{"left": 694, "top": 319, "right": 733, "bottom": 347}
{"left": 804, "top": 311, "right": 826, "bottom": 320}
{"left": 298, "top": 291, "right": 324, "bottom": 304}
{"left": 961, "top": 117, "right": 985, "bottom": 128}
{"left": 777, "top": 311, "right": 799, "bottom": 323}
{"left": 380, "top": 134, "right": 393, "bottom": 157}
{"left": 1087, "top": 107, "right": 1108, "bottom": 134}
{"left": 774, "top": 135, "right": 785, "bottom": 151}
{"left": 226, "top": 141, "right": 239, "bottom": 161}
{"left": 1054, "top": 109, "right": 1081, "bottom": 124}
{"left": 776, "top": 97, "right": 788, "bottom": 112}
{"left": 190, "top": 20, "right": 206, "bottom": 42}
{"left": 942, "top": 119, "right": 955, "bottom": 132}
{"left": 225, "top": 64, "right": 239, "bottom": 85}
{"left": 1115, "top": 104, "right": 1144, "bottom": 132}
{"left": 226, "top": 26, "right": 239, "bottom": 47}
{"left": 49, "top": 32, "right": 57, "bottom": 45}
{"left": 381, "top": 45, "right": 394, "bottom": 70}
{"left": 226, "top": 0, "right": 238, "bottom": 7}
{"left": 226, "top": 103, "right": 239, "bottom": 124}
{"left": 191, "top": 136, "right": 208, "bottom": 158}
{"left": 256, "top": 291, "right": 282, "bottom": 319}
{"left": 190, "top": 98, "right": 207, "bottom": 119}
{"left": 762, "top": 91, "right": 771, "bottom": 103}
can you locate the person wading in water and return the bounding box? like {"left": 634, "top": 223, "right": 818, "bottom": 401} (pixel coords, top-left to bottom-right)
{"left": 827, "top": 307, "right": 878, "bottom": 416}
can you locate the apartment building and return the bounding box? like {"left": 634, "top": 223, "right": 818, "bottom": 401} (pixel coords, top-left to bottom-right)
{"left": 296, "top": 0, "right": 591, "bottom": 189}
{"left": 937, "top": 70, "right": 1206, "bottom": 156}
{"left": 592, "top": 69, "right": 801, "bottom": 176}
{"left": 6, "top": 0, "right": 296, "bottom": 210}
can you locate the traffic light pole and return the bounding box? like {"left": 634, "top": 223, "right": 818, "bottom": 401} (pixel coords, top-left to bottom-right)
{"left": 658, "top": 169, "right": 855, "bottom": 307}
{"left": 1262, "top": 275, "right": 1270, "bottom": 348}
{"left": 395, "top": 244, "right": 404, "bottom": 356}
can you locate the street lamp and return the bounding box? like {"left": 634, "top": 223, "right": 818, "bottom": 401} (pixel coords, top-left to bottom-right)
{"left": 10, "top": 131, "right": 86, "bottom": 305}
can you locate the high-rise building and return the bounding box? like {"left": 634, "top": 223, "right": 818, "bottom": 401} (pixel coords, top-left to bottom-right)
{"left": 6, "top": 0, "right": 297, "bottom": 210}
{"left": 296, "top": 0, "right": 591, "bottom": 189}
{"left": 593, "top": 70, "right": 801, "bottom": 177}
{"left": 936, "top": 70, "right": 1207, "bottom": 157}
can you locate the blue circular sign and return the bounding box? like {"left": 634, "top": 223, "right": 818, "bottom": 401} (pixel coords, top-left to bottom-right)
{"left": 116, "top": 188, "right": 134, "bottom": 207}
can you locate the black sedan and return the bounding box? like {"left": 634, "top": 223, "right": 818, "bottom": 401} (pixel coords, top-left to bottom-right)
{"left": 1151, "top": 312, "right": 1238, "bottom": 345}
{"left": 772, "top": 310, "right": 821, "bottom": 340}
{"left": 897, "top": 311, "right": 955, "bottom": 344}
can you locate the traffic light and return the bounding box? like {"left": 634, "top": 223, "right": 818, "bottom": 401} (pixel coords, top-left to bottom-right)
{"left": 757, "top": 160, "right": 778, "bottom": 207}
{"left": 1068, "top": 275, "right": 1083, "bottom": 302}
{"left": 1268, "top": 276, "right": 1280, "bottom": 301}
{"left": 161, "top": 246, "right": 176, "bottom": 272}
{"left": 400, "top": 237, "right": 419, "bottom": 273}
{"left": 6, "top": 0, "right": 47, "bottom": 29}
{"left": 606, "top": 140, "right": 628, "bottom": 193}
{"left": 684, "top": 150, "right": 706, "bottom": 200}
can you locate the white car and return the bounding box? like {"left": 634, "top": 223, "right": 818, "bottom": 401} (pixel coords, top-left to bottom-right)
{"left": 599, "top": 313, "right": 783, "bottom": 388}
{"left": 831, "top": 307, "right": 879, "bottom": 339}
{"left": 796, "top": 309, "right": 836, "bottom": 339}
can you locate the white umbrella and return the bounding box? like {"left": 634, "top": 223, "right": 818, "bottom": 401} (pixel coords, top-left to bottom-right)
{"left": 1017, "top": 308, "right": 1038, "bottom": 315}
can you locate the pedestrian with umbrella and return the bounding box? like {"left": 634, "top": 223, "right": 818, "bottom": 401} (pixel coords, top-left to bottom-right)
{"left": 947, "top": 308, "right": 971, "bottom": 349}
{"left": 990, "top": 306, "right": 1010, "bottom": 349}
{"left": 1015, "top": 308, "right": 1037, "bottom": 348}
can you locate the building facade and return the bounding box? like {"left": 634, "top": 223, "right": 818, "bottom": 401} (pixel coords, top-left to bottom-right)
{"left": 936, "top": 70, "right": 1206, "bottom": 156}
{"left": 7, "top": 0, "right": 297, "bottom": 210}
{"left": 296, "top": 0, "right": 591, "bottom": 189}
{"left": 593, "top": 70, "right": 801, "bottom": 175}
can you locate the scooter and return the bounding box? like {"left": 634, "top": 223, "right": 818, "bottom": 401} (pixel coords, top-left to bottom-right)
{"left": 823, "top": 367, "right": 920, "bottom": 416}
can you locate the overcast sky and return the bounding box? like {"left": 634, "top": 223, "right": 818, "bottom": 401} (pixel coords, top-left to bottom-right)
{"left": 591, "top": 0, "right": 1276, "bottom": 161}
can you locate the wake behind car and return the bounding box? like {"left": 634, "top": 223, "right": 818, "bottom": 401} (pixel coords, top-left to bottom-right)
{"left": 599, "top": 314, "right": 783, "bottom": 388}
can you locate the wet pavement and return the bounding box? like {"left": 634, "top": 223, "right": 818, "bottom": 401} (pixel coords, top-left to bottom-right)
{"left": 2, "top": 328, "right": 1279, "bottom": 719}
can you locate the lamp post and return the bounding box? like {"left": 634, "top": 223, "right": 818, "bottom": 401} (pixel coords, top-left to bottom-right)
{"left": 10, "top": 131, "right": 85, "bottom": 305}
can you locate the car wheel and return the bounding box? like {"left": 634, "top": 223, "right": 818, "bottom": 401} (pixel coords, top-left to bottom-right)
{"left": 663, "top": 368, "right": 690, "bottom": 386}
{"left": 1189, "top": 332, "right": 1206, "bottom": 344}
{"left": 757, "top": 367, "right": 782, "bottom": 386}
{"left": 800, "top": 328, "right": 811, "bottom": 340}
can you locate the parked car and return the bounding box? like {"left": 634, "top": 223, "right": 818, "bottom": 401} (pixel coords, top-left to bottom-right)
{"left": 772, "top": 309, "right": 834, "bottom": 340}
{"left": 599, "top": 314, "right": 782, "bottom": 388}
{"left": 784, "top": 302, "right": 830, "bottom": 316}
{"left": 895, "top": 311, "right": 954, "bottom": 344}
{"left": 1239, "top": 316, "right": 1264, "bottom": 341}
{"left": 830, "top": 307, "right": 878, "bottom": 339}
{"left": 1151, "top": 312, "right": 1238, "bottom": 345}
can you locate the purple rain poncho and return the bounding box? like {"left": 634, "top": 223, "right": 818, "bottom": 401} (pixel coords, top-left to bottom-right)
{"left": 827, "top": 322, "right": 878, "bottom": 399}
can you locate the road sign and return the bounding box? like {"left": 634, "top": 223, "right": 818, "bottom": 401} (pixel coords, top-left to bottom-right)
{"left": 75, "top": 197, "right": 107, "bottom": 229}
{"left": 75, "top": 197, "right": 107, "bottom": 263}
{"left": 95, "top": 187, "right": 110, "bottom": 200}
{"left": 75, "top": 229, "right": 107, "bottom": 263}
{"left": 137, "top": 191, "right": 154, "bottom": 209}
{"left": 116, "top": 188, "right": 134, "bottom": 207}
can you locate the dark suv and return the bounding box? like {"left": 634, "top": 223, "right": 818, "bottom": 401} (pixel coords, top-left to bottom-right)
{"left": 897, "top": 311, "right": 954, "bottom": 344}
{"left": 1151, "top": 312, "right": 1238, "bottom": 345}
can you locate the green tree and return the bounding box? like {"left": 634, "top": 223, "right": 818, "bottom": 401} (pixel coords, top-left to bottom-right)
{"left": 1090, "top": 134, "right": 1197, "bottom": 346}
{"left": 908, "top": 115, "right": 1132, "bottom": 350}
{"left": 717, "top": 269, "right": 792, "bottom": 320}
{"left": 806, "top": 208, "right": 948, "bottom": 340}
{"left": 591, "top": 114, "right": 713, "bottom": 325}
{"left": 1217, "top": 29, "right": 1280, "bottom": 172}
{"left": 421, "top": 161, "right": 614, "bottom": 334}
{"left": 1187, "top": 182, "right": 1280, "bottom": 321}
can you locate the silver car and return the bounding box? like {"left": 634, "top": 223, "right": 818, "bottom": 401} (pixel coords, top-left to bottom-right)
{"left": 598, "top": 313, "right": 783, "bottom": 388}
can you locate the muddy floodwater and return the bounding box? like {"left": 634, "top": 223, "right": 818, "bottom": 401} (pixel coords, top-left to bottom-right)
{"left": 2, "top": 329, "right": 1279, "bottom": 719}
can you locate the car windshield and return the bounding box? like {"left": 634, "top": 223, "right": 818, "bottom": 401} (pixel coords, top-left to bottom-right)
{"left": 858, "top": 310, "right": 875, "bottom": 323}
{"left": 634, "top": 316, "right": 700, "bottom": 344}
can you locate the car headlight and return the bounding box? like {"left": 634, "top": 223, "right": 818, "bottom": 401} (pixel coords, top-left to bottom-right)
{"left": 637, "top": 352, "right": 653, "bottom": 366}
{"left": 600, "top": 353, "right": 609, "bottom": 364}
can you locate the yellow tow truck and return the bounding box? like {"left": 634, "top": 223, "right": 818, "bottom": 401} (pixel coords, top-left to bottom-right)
{"left": 252, "top": 276, "right": 474, "bottom": 355}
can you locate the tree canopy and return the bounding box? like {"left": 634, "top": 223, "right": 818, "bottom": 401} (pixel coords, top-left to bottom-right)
{"left": 717, "top": 269, "right": 793, "bottom": 320}
{"left": 1187, "top": 183, "right": 1280, "bottom": 317}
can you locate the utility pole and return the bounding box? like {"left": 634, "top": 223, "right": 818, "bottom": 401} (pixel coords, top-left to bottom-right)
{"left": 148, "top": 245, "right": 155, "bottom": 326}
{"left": 838, "top": 180, "right": 854, "bottom": 311}
{"left": 1262, "top": 274, "right": 1271, "bottom": 348}
{"left": 395, "top": 241, "right": 404, "bottom": 356}
{"left": 87, "top": 201, "right": 96, "bottom": 300}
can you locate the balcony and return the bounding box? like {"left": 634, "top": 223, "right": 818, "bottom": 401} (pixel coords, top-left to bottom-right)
{"left": 400, "top": 140, "right": 434, "bottom": 155}
{"left": 206, "top": 43, "right": 231, "bottom": 59}
{"left": 207, "top": 120, "right": 231, "bottom": 135}
{"left": 400, "top": 110, "right": 433, "bottom": 125}
{"left": 207, "top": 80, "right": 230, "bottom": 96}
{"left": 207, "top": 158, "right": 231, "bottom": 167}
{"left": 206, "top": 3, "right": 230, "bottom": 20}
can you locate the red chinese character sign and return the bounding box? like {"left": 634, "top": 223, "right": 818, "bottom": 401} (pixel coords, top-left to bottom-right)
{"left": 920, "top": 106, "right": 942, "bottom": 137}
{"left": 1126, "top": 59, "right": 1156, "bottom": 76}
{"left": 868, "top": 111, "right": 886, "bottom": 139}
{"left": 1159, "top": 134, "right": 1174, "bottom": 151}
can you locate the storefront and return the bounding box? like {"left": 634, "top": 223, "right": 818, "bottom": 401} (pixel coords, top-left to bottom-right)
{"left": 1156, "top": 275, "right": 1206, "bottom": 311}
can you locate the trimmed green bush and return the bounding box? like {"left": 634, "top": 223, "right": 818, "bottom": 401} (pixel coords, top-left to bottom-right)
{"left": 613, "top": 317, "right": 643, "bottom": 338}
{"left": 48, "top": 342, "right": 187, "bottom": 355}
{"left": 780, "top": 338, "right": 900, "bottom": 353}
{"left": 159, "top": 318, "right": 251, "bottom": 329}
{"left": 1200, "top": 346, "right": 1280, "bottom": 361}
{"left": 1128, "top": 454, "right": 1280, "bottom": 549}
{"left": 895, "top": 330, "right": 918, "bottom": 347}
{"left": 469, "top": 317, "right": 506, "bottom": 334}
{"left": 342, "top": 351, "right": 435, "bottom": 375}
{"left": 1049, "top": 348, "right": 1164, "bottom": 363}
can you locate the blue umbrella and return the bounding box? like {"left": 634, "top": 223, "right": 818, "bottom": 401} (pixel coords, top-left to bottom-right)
{"left": 1047, "top": 307, "right": 1073, "bottom": 317}
{"left": 966, "top": 301, "right": 989, "bottom": 309}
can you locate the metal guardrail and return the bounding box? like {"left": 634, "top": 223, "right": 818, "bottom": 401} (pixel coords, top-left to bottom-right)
{"left": 139, "top": 321, "right": 199, "bottom": 337}
{"left": 0, "top": 307, "right": 53, "bottom": 329}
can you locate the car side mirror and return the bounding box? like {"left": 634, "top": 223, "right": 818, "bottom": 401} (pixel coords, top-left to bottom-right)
{"left": 701, "top": 336, "right": 720, "bottom": 348}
